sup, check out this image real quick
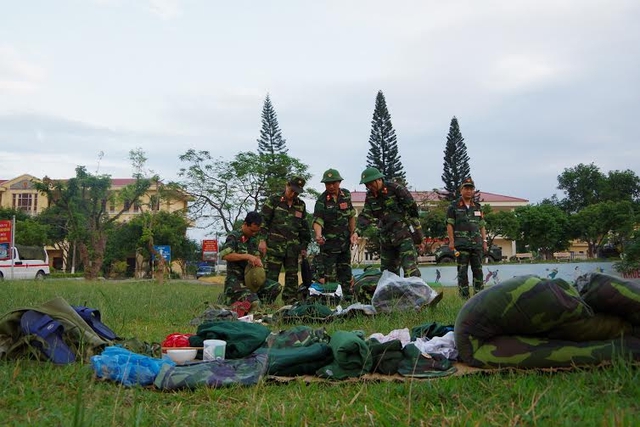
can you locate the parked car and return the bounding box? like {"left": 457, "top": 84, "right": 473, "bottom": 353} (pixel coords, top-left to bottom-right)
{"left": 0, "top": 245, "right": 50, "bottom": 280}
{"left": 196, "top": 266, "right": 215, "bottom": 279}
{"left": 435, "top": 245, "right": 503, "bottom": 264}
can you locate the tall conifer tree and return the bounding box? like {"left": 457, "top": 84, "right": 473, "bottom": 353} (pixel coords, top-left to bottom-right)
{"left": 366, "top": 90, "right": 407, "bottom": 185}
{"left": 441, "top": 116, "right": 471, "bottom": 201}
{"left": 256, "top": 94, "right": 289, "bottom": 196}
{"left": 257, "top": 94, "right": 288, "bottom": 156}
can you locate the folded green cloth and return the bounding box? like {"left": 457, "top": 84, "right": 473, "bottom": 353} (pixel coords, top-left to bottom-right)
{"left": 316, "top": 330, "right": 373, "bottom": 379}
{"left": 367, "top": 338, "right": 404, "bottom": 375}
{"left": 189, "top": 321, "right": 270, "bottom": 359}
{"left": 255, "top": 343, "right": 333, "bottom": 376}
{"left": 398, "top": 343, "right": 456, "bottom": 378}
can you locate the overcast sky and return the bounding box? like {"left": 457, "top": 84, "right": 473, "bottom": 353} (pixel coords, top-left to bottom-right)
{"left": 2, "top": 1, "right": 639, "bottom": 217}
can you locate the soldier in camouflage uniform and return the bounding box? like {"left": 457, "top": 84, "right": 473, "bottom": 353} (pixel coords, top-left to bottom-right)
{"left": 259, "top": 177, "right": 311, "bottom": 304}
{"left": 220, "top": 212, "right": 281, "bottom": 307}
{"left": 350, "top": 167, "right": 423, "bottom": 278}
{"left": 312, "top": 168, "right": 356, "bottom": 298}
{"left": 446, "top": 177, "right": 488, "bottom": 298}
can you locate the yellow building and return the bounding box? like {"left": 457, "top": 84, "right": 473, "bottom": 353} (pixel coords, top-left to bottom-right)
{"left": 0, "top": 174, "right": 45, "bottom": 216}
{"left": 0, "top": 174, "right": 190, "bottom": 270}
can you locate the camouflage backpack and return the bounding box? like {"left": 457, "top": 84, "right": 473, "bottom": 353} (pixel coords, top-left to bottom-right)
{"left": 352, "top": 266, "right": 382, "bottom": 303}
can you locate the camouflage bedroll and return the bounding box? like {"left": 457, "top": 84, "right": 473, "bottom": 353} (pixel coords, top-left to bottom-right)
{"left": 454, "top": 273, "right": 640, "bottom": 368}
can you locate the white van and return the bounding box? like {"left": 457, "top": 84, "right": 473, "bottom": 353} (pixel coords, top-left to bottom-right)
{"left": 0, "top": 245, "right": 50, "bottom": 280}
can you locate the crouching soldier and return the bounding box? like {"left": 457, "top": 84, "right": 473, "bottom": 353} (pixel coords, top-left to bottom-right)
{"left": 220, "top": 212, "right": 281, "bottom": 310}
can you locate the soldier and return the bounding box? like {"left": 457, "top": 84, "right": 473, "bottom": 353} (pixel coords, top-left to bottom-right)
{"left": 259, "top": 176, "right": 311, "bottom": 304}
{"left": 312, "top": 168, "right": 356, "bottom": 299}
{"left": 446, "top": 177, "right": 488, "bottom": 298}
{"left": 350, "top": 167, "right": 424, "bottom": 278}
{"left": 220, "top": 211, "right": 281, "bottom": 308}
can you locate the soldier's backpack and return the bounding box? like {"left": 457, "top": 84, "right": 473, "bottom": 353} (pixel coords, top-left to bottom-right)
{"left": 0, "top": 296, "right": 114, "bottom": 364}
{"left": 352, "top": 266, "right": 383, "bottom": 303}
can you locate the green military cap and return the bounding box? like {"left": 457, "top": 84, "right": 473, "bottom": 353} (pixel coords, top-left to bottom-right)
{"left": 244, "top": 265, "right": 266, "bottom": 293}
{"left": 461, "top": 177, "right": 475, "bottom": 188}
{"left": 359, "top": 167, "right": 384, "bottom": 184}
{"left": 288, "top": 176, "right": 306, "bottom": 194}
{"left": 321, "top": 168, "right": 343, "bottom": 183}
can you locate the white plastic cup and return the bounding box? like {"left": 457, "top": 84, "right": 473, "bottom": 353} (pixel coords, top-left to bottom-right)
{"left": 203, "top": 339, "right": 226, "bottom": 361}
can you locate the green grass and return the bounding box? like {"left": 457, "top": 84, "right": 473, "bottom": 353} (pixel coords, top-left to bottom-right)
{"left": 1, "top": 279, "right": 639, "bottom": 426}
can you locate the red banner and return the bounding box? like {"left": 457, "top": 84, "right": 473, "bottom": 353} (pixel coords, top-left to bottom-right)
{"left": 202, "top": 239, "right": 218, "bottom": 261}
{"left": 0, "top": 220, "right": 11, "bottom": 260}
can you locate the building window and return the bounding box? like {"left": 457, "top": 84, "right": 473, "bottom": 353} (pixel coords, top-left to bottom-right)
{"left": 13, "top": 193, "right": 37, "bottom": 213}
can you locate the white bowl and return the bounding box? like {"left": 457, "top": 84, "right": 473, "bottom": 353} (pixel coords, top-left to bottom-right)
{"left": 166, "top": 348, "right": 197, "bottom": 364}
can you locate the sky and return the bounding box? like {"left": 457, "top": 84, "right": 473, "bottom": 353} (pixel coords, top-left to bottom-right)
{"left": 2, "top": 0, "right": 640, "bottom": 238}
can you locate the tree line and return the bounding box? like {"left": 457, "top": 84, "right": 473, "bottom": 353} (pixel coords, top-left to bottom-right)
{"left": 3, "top": 91, "right": 640, "bottom": 278}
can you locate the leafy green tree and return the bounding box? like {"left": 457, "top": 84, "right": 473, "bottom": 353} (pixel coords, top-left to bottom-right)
{"left": 178, "top": 150, "right": 309, "bottom": 234}
{"left": 133, "top": 210, "right": 195, "bottom": 277}
{"left": 0, "top": 208, "right": 48, "bottom": 246}
{"left": 35, "top": 166, "right": 152, "bottom": 280}
{"left": 366, "top": 90, "right": 406, "bottom": 185}
{"left": 419, "top": 200, "right": 448, "bottom": 249}
{"left": 514, "top": 204, "right": 570, "bottom": 259}
{"left": 483, "top": 206, "right": 520, "bottom": 248}
{"left": 569, "top": 201, "right": 636, "bottom": 257}
{"left": 558, "top": 164, "right": 640, "bottom": 213}
{"left": 441, "top": 116, "right": 471, "bottom": 201}
{"left": 103, "top": 221, "right": 141, "bottom": 275}
{"left": 13, "top": 218, "right": 49, "bottom": 246}
{"left": 0, "top": 208, "right": 29, "bottom": 222}
{"left": 557, "top": 163, "right": 606, "bottom": 213}
{"left": 602, "top": 169, "right": 640, "bottom": 205}
{"left": 615, "top": 230, "right": 640, "bottom": 274}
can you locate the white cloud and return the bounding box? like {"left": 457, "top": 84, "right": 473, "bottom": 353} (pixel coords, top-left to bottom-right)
{"left": 148, "top": 0, "right": 183, "bottom": 19}
{"left": 0, "top": 45, "right": 45, "bottom": 94}
{"left": 486, "top": 54, "right": 566, "bottom": 92}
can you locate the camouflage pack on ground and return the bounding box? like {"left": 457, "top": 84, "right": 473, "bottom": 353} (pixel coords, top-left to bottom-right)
{"left": 455, "top": 274, "right": 640, "bottom": 368}
{"left": 352, "top": 266, "right": 382, "bottom": 302}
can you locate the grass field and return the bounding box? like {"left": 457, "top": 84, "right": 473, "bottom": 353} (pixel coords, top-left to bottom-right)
{"left": 1, "top": 278, "right": 639, "bottom": 426}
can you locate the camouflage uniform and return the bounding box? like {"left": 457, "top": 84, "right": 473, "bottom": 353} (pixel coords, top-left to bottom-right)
{"left": 261, "top": 192, "right": 311, "bottom": 304}
{"left": 219, "top": 230, "right": 281, "bottom": 305}
{"left": 355, "top": 180, "right": 423, "bottom": 277}
{"left": 312, "top": 188, "right": 356, "bottom": 294}
{"left": 447, "top": 196, "right": 486, "bottom": 298}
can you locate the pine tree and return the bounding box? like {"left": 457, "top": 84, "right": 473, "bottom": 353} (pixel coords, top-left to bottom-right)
{"left": 256, "top": 94, "right": 289, "bottom": 196}
{"left": 257, "top": 94, "right": 288, "bottom": 156}
{"left": 441, "top": 116, "right": 471, "bottom": 201}
{"left": 366, "top": 90, "right": 407, "bottom": 185}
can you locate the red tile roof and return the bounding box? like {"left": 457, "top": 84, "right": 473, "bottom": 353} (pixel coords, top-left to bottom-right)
{"left": 350, "top": 190, "right": 528, "bottom": 203}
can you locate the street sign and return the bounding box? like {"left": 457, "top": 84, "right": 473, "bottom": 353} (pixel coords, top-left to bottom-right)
{"left": 152, "top": 245, "right": 171, "bottom": 262}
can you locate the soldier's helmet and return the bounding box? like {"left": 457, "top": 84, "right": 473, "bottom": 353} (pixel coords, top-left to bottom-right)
{"left": 244, "top": 265, "right": 266, "bottom": 293}
{"left": 288, "top": 176, "right": 306, "bottom": 194}
{"left": 461, "top": 177, "right": 475, "bottom": 188}
{"left": 321, "top": 168, "right": 343, "bottom": 183}
{"left": 359, "top": 167, "right": 384, "bottom": 184}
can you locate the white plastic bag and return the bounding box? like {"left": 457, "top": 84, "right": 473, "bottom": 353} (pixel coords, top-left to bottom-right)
{"left": 371, "top": 270, "right": 439, "bottom": 313}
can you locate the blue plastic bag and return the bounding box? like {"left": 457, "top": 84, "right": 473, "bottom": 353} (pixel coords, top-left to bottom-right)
{"left": 91, "top": 346, "right": 174, "bottom": 387}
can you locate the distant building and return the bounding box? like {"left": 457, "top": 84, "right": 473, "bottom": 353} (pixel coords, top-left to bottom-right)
{"left": 0, "top": 174, "right": 190, "bottom": 270}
